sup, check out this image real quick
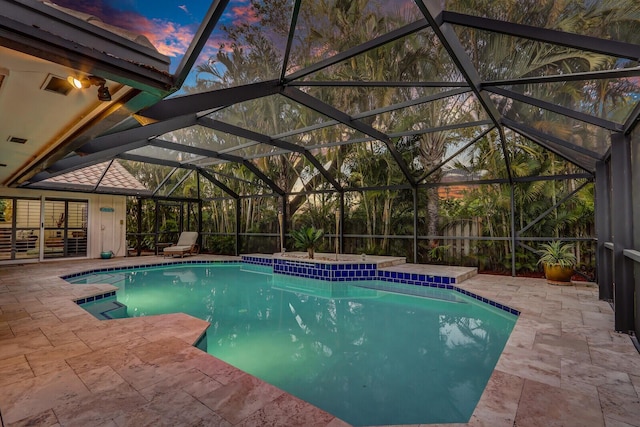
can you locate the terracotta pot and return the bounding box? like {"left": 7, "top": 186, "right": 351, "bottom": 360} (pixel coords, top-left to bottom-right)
{"left": 543, "top": 264, "right": 574, "bottom": 284}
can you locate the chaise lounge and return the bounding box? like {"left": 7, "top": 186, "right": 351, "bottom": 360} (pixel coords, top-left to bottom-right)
{"left": 163, "top": 231, "right": 199, "bottom": 258}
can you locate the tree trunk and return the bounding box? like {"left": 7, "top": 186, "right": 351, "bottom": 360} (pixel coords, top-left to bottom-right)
{"left": 419, "top": 132, "right": 447, "bottom": 250}
{"left": 244, "top": 199, "right": 252, "bottom": 232}
{"left": 426, "top": 187, "right": 440, "bottom": 248}
{"left": 382, "top": 190, "right": 392, "bottom": 251}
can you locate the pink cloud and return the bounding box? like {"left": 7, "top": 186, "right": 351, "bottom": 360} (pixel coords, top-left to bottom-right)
{"left": 144, "top": 19, "right": 195, "bottom": 57}
{"left": 50, "top": 0, "right": 195, "bottom": 59}
{"left": 230, "top": 5, "right": 260, "bottom": 25}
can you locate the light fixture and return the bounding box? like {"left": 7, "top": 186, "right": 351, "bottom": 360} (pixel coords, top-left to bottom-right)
{"left": 67, "top": 75, "right": 111, "bottom": 101}
{"left": 97, "top": 84, "right": 111, "bottom": 101}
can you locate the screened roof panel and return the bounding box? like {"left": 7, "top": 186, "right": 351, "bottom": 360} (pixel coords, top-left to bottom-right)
{"left": 298, "top": 27, "right": 465, "bottom": 84}
{"left": 288, "top": 0, "right": 425, "bottom": 76}
{"left": 438, "top": 145, "right": 485, "bottom": 181}
{"left": 201, "top": 166, "right": 270, "bottom": 195}
{"left": 189, "top": 157, "right": 229, "bottom": 168}
{"left": 158, "top": 125, "right": 257, "bottom": 153}
{"left": 207, "top": 94, "right": 333, "bottom": 136}
{"left": 453, "top": 26, "right": 637, "bottom": 82}
{"left": 496, "top": 95, "right": 610, "bottom": 156}
{"left": 376, "top": 92, "right": 487, "bottom": 134}
{"left": 506, "top": 127, "right": 597, "bottom": 172}
{"left": 154, "top": 168, "right": 193, "bottom": 197}
{"left": 224, "top": 144, "right": 290, "bottom": 159}
{"left": 166, "top": 170, "right": 199, "bottom": 198}
{"left": 536, "top": 141, "right": 597, "bottom": 172}
{"left": 176, "top": 0, "right": 296, "bottom": 96}
{"left": 498, "top": 79, "right": 640, "bottom": 125}
{"left": 415, "top": 126, "right": 504, "bottom": 183}
{"left": 287, "top": 158, "right": 325, "bottom": 193}
{"left": 124, "top": 146, "right": 201, "bottom": 163}
{"left": 445, "top": 1, "right": 640, "bottom": 45}
{"left": 307, "top": 146, "right": 341, "bottom": 189}
{"left": 117, "top": 161, "right": 180, "bottom": 193}
{"left": 507, "top": 133, "right": 591, "bottom": 178}
{"left": 205, "top": 164, "right": 253, "bottom": 191}
{"left": 280, "top": 123, "right": 368, "bottom": 148}
{"left": 297, "top": 86, "right": 457, "bottom": 117}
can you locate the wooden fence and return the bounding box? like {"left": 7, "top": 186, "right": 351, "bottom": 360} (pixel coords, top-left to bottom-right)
{"left": 441, "top": 218, "right": 481, "bottom": 258}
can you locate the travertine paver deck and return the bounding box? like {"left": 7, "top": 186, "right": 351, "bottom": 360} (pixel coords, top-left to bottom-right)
{"left": 0, "top": 255, "right": 638, "bottom": 426}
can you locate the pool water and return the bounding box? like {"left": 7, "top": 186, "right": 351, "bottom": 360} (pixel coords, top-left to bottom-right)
{"left": 69, "top": 263, "right": 516, "bottom": 426}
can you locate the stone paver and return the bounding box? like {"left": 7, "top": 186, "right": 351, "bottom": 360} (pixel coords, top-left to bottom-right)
{"left": 0, "top": 255, "right": 638, "bottom": 426}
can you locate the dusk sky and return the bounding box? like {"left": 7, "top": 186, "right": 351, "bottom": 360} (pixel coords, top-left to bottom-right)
{"left": 52, "top": 0, "right": 258, "bottom": 81}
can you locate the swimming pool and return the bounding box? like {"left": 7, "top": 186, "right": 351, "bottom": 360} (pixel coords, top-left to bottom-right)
{"left": 68, "top": 263, "right": 516, "bottom": 426}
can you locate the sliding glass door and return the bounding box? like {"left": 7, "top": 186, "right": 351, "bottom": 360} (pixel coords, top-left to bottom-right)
{"left": 0, "top": 198, "right": 40, "bottom": 261}
{"left": 0, "top": 197, "right": 88, "bottom": 261}
{"left": 43, "top": 199, "right": 88, "bottom": 259}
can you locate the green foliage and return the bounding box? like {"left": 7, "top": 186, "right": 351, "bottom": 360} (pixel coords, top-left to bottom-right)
{"left": 428, "top": 245, "right": 451, "bottom": 263}
{"left": 503, "top": 251, "right": 539, "bottom": 273}
{"left": 291, "top": 226, "right": 325, "bottom": 259}
{"left": 0, "top": 199, "right": 6, "bottom": 222}
{"left": 160, "top": 219, "right": 178, "bottom": 232}
{"left": 537, "top": 241, "right": 577, "bottom": 268}
{"left": 207, "top": 235, "right": 236, "bottom": 255}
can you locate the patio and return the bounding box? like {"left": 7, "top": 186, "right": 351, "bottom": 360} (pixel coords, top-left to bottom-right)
{"left": 0, "top": 256, "right": 638, "bottom": 426}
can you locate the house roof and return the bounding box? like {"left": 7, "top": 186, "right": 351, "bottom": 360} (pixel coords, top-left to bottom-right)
{"left": 37, "top": 160, "right": 149, "bottom": 194}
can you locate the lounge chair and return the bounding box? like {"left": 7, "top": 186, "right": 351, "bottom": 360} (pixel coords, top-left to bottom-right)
{"left": 163, "top": 232, "right": 199, "bottom": 258}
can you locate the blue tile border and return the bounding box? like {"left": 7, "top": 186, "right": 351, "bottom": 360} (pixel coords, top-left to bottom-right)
{"left": 61, "top": 259, "right": 237, "bottom": 280}
{"left": 74, "top": 290, "right": 117, "bottom": 305}
{"left": 242, "top": 256, "right": 274, "bottom": 267}
{"left": 65, "top": 256, "right": 519, "bottom": 317}
{"left": 248, "top": 255, "right": 518, "bottom": 316}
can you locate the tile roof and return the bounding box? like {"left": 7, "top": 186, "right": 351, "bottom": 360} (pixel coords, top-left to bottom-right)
{"left": 44, "top": 160, "right": 147, "bottom": 190}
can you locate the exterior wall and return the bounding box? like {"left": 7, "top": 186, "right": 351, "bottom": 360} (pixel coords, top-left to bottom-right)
{"left": 631, "top": 128, "right": 640, "bottom": 337}
{"left": 91, "top": 194, "right": 127, "bottom": 258}
{"left": 0, "top": 188, "right": 127, "bottom": 260}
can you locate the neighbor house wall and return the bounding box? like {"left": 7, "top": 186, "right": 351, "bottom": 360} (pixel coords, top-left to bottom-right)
{"left": 0, "top": 188, "right": 127, "bottom": 260}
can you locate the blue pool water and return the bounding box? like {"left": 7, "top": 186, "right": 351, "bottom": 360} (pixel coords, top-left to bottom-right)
{"left": 69, "top": 263, "right": 516, "bottom": 426}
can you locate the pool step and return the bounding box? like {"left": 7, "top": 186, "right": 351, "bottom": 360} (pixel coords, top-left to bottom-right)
{"left": 80, "top": 298, "right": 128, "bottom": 320}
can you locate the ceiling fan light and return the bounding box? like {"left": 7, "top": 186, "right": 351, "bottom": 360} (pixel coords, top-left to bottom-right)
{"left": 67, "top": 76, "right": 89, "bottom": 89}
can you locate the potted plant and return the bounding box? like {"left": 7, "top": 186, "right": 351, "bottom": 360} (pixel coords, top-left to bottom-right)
{"left": 537, "top": 241, "right": 576, "bottom": 284}
{"left": 291, "top": 226, "right": 324, "bottom": 259}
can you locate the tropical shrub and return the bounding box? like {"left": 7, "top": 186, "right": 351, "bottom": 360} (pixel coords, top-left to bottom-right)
{"left": 291, "top": 226, "right": 324, "bottom": 259}
{"left": 537, "top": 241, "right": 577, "bottom": 268}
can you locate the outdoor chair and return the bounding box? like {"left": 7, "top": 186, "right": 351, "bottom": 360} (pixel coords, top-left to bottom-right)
{"left": 163, "top": 232, "right": 199, "bottom": 258}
